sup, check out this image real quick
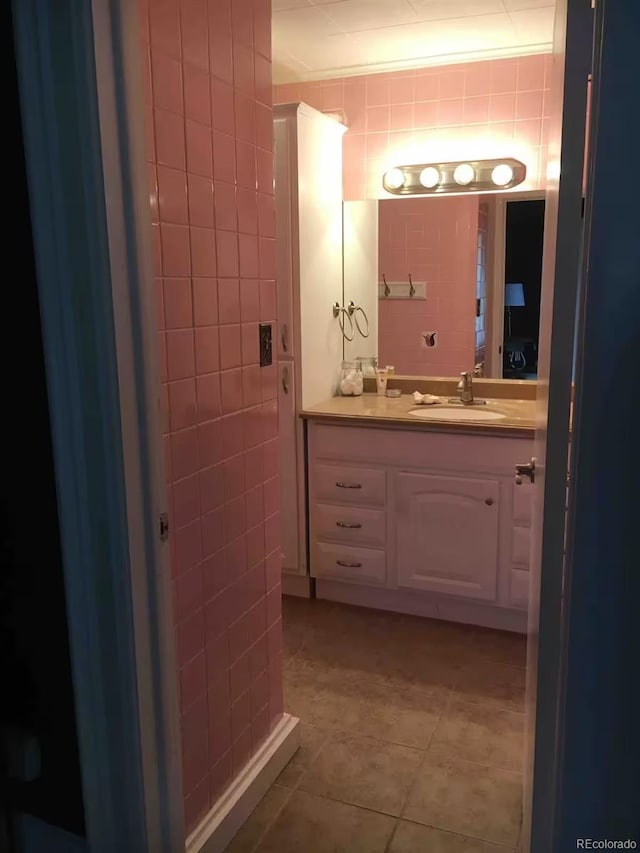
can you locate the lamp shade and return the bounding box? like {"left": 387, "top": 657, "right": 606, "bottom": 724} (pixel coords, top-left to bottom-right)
{"left": 505, "top": 282, "right": 525, "bottom": 307}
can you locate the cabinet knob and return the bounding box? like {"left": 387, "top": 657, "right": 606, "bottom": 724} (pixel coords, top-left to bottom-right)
{"left": 485, "top": 497, "right": 494, "bottom": 506}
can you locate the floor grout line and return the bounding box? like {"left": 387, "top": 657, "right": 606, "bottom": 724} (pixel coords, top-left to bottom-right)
{"left": 382, "top": 817, "right": 401, "bottom": 853}
{"left": 277, "top": 601, "right": 526, "bottom": 850}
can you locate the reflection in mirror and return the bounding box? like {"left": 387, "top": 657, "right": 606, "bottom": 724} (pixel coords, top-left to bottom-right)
{"left": 502, "top": 198, "right": 545, "bottom": 379}
{"left": 342, "top": 192, "right": 544, "bottom": 380}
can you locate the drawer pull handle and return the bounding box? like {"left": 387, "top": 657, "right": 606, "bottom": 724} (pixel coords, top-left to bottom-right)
{"left": 336, "top": 559, "right": 362, "bottom": 568}
{"left": 336, "top": 481, "right": 362, "bottom": 489}
{"left": 336, "top": 521, "right": 362, "bottom": 529}
{"left": 485, "top": 497, "right": 494, "bottom": 506}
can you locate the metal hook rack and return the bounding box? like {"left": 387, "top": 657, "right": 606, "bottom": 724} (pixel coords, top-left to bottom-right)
{"left": 378, "top": 277, "right": 427, "bottom": 300}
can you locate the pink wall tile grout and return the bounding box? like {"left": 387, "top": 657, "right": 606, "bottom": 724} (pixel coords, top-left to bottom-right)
{"left": 140, "top": 0, "right": 282, "bottom": 836}
{"left": 274, "top": 54, "right": 551, "bottom": 200}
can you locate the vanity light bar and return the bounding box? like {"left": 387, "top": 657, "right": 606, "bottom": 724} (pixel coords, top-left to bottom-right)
{"left": 382, "top": 158, "right": 526, "bottom": 195}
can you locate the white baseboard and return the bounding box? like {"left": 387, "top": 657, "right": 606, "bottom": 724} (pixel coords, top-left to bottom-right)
{"left": 315, "top": 580, "right": 528, "bottom": 633}
{"left": 186, "top": 713, "right": 300, "bottom": 853}
{"left": 282, "top": 572, "right": 312, "bottom": 598}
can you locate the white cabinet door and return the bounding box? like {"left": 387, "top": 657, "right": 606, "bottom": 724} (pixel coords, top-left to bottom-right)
{"left": 296, "top": 106, "right": 345, "bottom": 408}
{"left": 279, "top": 362, "right": 302, "bottom": 574}
{"left": 274, "top": 115, "right": 295, "bottom": 362}
{"left": 343, "top": 200, "right": 378, "bottom": 362}
{"left": 395, "top": 472, "right": 500, "bottom": 601}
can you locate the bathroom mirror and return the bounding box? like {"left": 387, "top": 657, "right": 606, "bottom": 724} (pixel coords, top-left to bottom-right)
{"left": 342, "top": 192, "right": 545, "bottom": 380}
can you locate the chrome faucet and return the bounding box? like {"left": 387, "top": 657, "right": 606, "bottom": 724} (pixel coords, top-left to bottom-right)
{"left": 456, "top": 371, "right": 474, "bottom": 404}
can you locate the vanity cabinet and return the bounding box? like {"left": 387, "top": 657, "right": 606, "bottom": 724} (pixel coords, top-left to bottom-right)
{"left": 307, "top": 420, "right": 535, "bottom": 632}
{"left": 395, "top": 472, "right": 499, "bottom": 601}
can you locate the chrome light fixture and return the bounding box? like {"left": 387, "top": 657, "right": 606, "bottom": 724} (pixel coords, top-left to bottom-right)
{"left": 419, "top": 166, "right": 441, "bottom": 189}
{"left": 453, "top": 163, "right": 475, "bottom": 185}
{"left": 382, "top": 157, "right": 526, "bottom": 195}
{"left": 491, "top": 163, "right": 515, "bottom": 186}
{"left": 382, "top": 167, "right": 405, "bottom": 190}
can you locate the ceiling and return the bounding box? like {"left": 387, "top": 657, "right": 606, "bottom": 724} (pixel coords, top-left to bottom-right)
{"left": 272, "top": 0, "right": 555, "bottom": 84}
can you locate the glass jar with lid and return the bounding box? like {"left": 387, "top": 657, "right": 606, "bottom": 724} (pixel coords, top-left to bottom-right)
{"left": 355, "top": 356, "right": 378, "bottom": 377}
{"left": 339, "top": 361, "right": 363, "bottom": 396}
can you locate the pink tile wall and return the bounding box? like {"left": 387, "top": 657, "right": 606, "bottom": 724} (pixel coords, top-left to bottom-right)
{"left": 274, "top": 54, "right": 551, "bottom": 199}
{"left": 377, "top": 196, "right": 478, "bottom": 376}
{"left": 140, "top": 0, "right": 282, "bottom": 836}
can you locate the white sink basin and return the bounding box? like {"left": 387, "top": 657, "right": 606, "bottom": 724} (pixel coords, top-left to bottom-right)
{"left": 408, "top": 407, "right": 506, "bottom": 422}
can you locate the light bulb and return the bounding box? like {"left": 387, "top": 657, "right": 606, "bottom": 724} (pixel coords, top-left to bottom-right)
{"left": 419, "top": 166, "right": 440, "bottom": 189}
{"left": 453, "top": 163, "right": 475, "bottom": 186}
{"left": 383, "top": 168, "right": 404, "bottom": 190}
{"left": 491, "top": 163, "right": 514, "bottom": 187}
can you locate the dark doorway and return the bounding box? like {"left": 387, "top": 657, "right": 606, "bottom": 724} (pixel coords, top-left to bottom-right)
{"left": 1, "top": 5, "right": 86, "bottom": 848}
{"left": 503, "top": 198, "right": 545, "bottom": 379}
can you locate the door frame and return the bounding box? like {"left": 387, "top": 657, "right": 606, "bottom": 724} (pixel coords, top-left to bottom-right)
{"left": 554, "top": 0, "right": 640, "bottom": 842}
{"left": 524, "top": 0, "right": 595, "bottom": 849}
{"left": 486, "top": 189, "right": 546, "bottom": 378}
{"left": 11, "top": 1, "right": 183, "bottom": 851}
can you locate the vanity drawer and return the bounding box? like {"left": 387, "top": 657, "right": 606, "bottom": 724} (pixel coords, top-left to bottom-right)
{"left": 314, "top": 503, "right": 386, "bottom": 548}
{"left": 311, "top": 542, "right": 386, "bottom": 586}
{"left": 513, "top": 483, "right": 534, "bottom": 526}
{"left": 510, "top": 568, "right": 529, "bottom": 609}
{"left": 512, "top": 526, "right": 531, "bottom": 569}
{"left": 313, "top": 464, "right": 386, "bottom": 507}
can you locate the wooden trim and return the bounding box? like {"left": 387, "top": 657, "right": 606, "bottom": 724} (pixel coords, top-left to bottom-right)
{"left": 11, "top": 1, "right": 183, "bottom": 849}
{"left": 524, "top": 0, "right": 593, "bottom": 848}
{"left": 90, "top": 0, "right": 185, "bottom": 847}
{"left": 487, "top": 189, "right": 546, "bottom": 379}
{"left": 186, "top": 715, "right": 300, "bottom": 853}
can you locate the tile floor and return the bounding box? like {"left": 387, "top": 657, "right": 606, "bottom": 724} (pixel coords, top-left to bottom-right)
{"left": 225, "top": 597, "right": 527, "bottom": 853}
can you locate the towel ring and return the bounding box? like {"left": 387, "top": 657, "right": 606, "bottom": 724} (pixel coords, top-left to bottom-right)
{"left": 332, "top": 302, "right": 355, "bottom": 341}
{"left": 354, "top": 306, "right": 370, "bottom": 338}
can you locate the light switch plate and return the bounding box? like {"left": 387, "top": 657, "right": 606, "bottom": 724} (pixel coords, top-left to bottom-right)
{"left": 259, "top": 323, "right": 273, "bottom": 366}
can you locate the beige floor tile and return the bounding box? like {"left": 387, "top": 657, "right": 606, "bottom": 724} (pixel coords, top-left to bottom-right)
{"left": 332, "top": 677, "right": 447, "bottom": 749}
{"left": 303, "top": 630, "right": 463, "bottom": 694}
{"left": 283, "top": 621, "right": 307, "bottom": 662}
{"left": 285, "top": 660, "right": 448, "bottom": 749}
{"left": 276, "top": 725, "right": 329, "bottom": 788}
{"left": 389, "top": 820, "right": 514, "bottom": 852}
{"left": 453, "top": 661, "right": 526, "bottom": 713}
{"left": 403, "top": 754, "right": 522, "bottom": 847}
{"left": 429, "top": 697, "right": 524, "bottom": 772}
{"left": 256, "top": 790, "right": 395, "bottom": 853}
{"left": 299, "top": 731, "right": 423, "bottom": 816}
{"left": 224, "top": 785, "right": 291, "bottom": 853}
{"left": 468, "top": 628, "right": 527, "bottom": 667}
{"left": 284, "top": 673, "right": 354, "bottom": 731}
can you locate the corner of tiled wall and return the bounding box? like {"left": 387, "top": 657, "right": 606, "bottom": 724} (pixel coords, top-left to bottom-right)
{"left": 140, "top": 0, "right": 282, "bottom": 835}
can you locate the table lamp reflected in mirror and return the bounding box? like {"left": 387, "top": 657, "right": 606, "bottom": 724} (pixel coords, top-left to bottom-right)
{"left": 505, "top": 282, "right": 525, "bottom": 337}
